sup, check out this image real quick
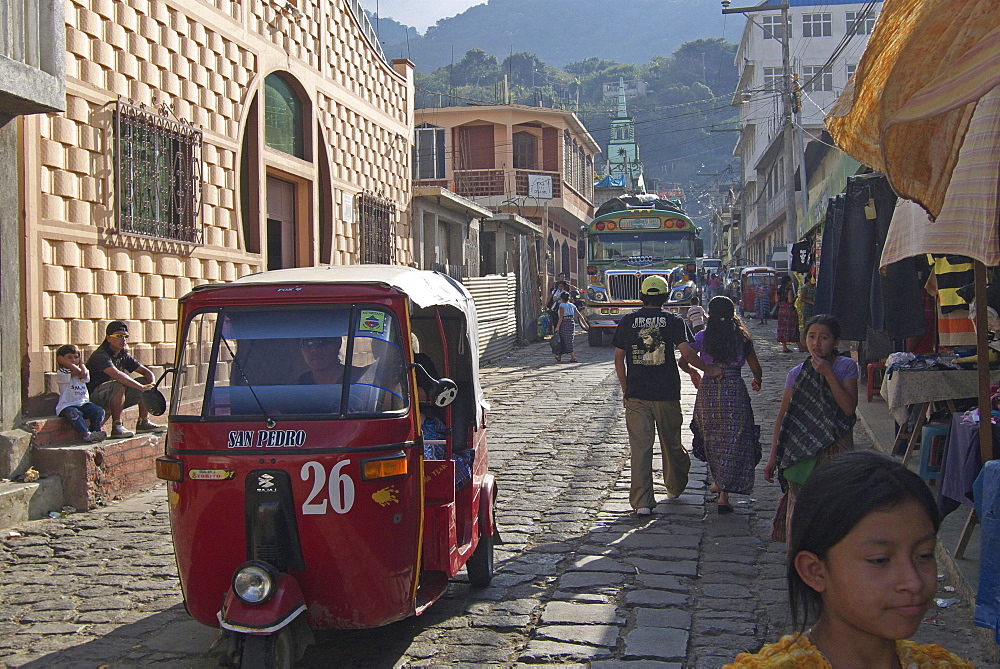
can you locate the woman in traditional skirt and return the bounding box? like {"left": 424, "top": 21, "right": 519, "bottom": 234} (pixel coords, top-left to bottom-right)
{"left": 775, "top": 275, "right": 799, "bottom": 353}
{"left": 686, "top": 296, "right": 763, "bottom": 514}
{"left": 763, "top": 314, "right": 858, "bottom": 542}
{"left": 753, "top": 280, "right": 771, "bottom": 325}
{"left": 554, "top": 291, "right": 578, "bottom": 362}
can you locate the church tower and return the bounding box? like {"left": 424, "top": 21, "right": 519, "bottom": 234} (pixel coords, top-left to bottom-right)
{"left": 606, "top": 78, "right": 644, "bottom": 191}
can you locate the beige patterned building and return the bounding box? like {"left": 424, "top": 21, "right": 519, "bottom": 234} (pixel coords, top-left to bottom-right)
{"left": 21, "top": 0, "right": 415, "bottom": 413}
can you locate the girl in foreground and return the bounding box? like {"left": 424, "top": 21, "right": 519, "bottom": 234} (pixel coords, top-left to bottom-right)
{"left": 726, "top": 451, "right": 972, "bottom": 667}
{"left": 765, "top": 314, "right": 858, "bottom": 542}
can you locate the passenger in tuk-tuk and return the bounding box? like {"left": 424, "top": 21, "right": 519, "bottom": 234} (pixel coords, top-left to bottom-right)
{"left": 415, "top": 350, "right": 474, "bottom": 488}
{"left": 297, "top": 337, "right": 345, "bottom": 384}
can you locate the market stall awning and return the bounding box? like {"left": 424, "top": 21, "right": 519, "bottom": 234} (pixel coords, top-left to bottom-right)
{"left": 826, "top": 0, "right": 1000, "bottom": 268}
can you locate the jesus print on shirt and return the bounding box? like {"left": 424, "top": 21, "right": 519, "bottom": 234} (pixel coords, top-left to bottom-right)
{"left": 633, "top": 322, "right": 667, "bottom": 366}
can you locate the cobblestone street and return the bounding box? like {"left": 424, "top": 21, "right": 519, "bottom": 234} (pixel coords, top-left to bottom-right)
{"left": 0, "top": 321, "right": 991, "bottom": 667}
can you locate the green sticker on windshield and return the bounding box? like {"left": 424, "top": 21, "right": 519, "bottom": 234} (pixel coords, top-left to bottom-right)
{"left": 359, "top": 310, "right": 386, "bottom": 333}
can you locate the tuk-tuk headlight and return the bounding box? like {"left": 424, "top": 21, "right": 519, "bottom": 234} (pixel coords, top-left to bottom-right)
{"left": 232, "top": 561, "right": 278, "bottom": 605}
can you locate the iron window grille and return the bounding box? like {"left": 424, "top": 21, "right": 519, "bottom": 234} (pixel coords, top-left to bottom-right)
{"left": 356, "top": 191, "right": 396, "bottom": 264}
{"left": 114, "top": 99, "right": 203, "bottom": 243}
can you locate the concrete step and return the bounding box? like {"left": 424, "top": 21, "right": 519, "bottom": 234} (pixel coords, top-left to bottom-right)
{"left": 0, "top": 475, "right": 65, "bottom": 530}
{"left": 32, "top": 430, "right": 166, "bottom": 511}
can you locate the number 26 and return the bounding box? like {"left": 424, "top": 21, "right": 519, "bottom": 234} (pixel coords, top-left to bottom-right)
{"left": 300, "top": 460, "right": 355, "bottom": 515}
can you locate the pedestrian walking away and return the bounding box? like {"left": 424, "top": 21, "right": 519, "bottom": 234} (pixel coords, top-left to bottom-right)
{"left": 685, "top": 296, "right": 706, "bottom": 334}
{"left": 685, "top": 296, "right": 763, "bottom": 514}
{"left": 754, "top": 282, "right": 771, "bottom": 325}
{"left": 727, "top": 451, "right": 973, "bottom": 668}
{"left": 86, "top": 320, "right": 162, "bottom": 438}
{"left": 763, "top": 314, "right": 858, "bottom": 542}
{"left": 554, "top": 291, "right": 578, "bottom": 362}
{"left": 613, "top": 275, "right": 707, "bottom": 516}
{"left": 776, "top": 275, "right": 799, "bottom": 353}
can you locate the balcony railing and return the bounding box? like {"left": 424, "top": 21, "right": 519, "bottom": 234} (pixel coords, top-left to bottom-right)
{"left": 452, "top": 170, "right": 506, "bottom": 198}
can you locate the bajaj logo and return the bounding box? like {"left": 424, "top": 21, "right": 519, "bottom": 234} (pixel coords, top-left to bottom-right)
{"left": 257, "top": 473, "right": 275, "bottom": 492}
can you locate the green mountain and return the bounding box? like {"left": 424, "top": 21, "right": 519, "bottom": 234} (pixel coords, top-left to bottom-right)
{"left": 373, "top": 0, "right": 731, "bottom": 72}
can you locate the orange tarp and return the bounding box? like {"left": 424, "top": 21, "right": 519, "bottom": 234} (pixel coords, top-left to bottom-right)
{"left": 826, "top": 0, "right": 1000, "bottom": 219}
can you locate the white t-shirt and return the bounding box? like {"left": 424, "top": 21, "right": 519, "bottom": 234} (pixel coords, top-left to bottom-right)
{"left": 558, "top": 301, "right": 577, "bottom": 321}
{"left": 55, "top": 367, "right": 91, "bottom": 414}
{"left": 686, "top": 305, "right": 706, "bottom": 328}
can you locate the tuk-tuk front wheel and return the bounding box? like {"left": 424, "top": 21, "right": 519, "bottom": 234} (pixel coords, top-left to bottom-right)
{"left": 240, "top": 629, "right": 294, "bottom": 669}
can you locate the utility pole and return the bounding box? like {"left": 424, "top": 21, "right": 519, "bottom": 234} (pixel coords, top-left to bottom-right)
{"left": 723, "top": 2, "right": 798, "bottom": 250}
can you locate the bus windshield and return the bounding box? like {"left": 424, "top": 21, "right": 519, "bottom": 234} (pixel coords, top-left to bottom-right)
{"left": 589, "top": 232, "right": 695, "bottom": 262}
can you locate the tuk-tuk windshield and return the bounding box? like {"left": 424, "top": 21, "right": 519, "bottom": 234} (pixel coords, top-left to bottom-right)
{"left": 172, "top": 305, "right": 409, "bottom": 419}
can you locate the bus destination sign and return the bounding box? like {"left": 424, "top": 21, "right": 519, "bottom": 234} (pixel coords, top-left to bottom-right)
{"left": 618, "top": 217, "right": 661, "bottom": 230}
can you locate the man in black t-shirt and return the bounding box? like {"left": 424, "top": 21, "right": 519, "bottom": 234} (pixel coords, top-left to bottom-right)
{"left": 86, "top": 320, "right": 159, "bottom": 438}
{"left": 612, "top": 276, "right": 705, "bottom": 516}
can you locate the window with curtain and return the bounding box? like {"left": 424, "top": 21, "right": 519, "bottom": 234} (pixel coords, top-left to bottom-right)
{"left": 513, "top": 131, "right": 537, "bottom": 170}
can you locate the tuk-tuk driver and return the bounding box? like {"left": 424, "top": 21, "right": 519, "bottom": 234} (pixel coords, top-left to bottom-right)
{"left": 298, "top": 337, "right": 345, "bottom": 384}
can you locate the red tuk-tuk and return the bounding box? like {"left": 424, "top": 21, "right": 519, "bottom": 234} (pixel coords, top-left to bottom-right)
{"left": 156, "top": 266, "right": 497, "bottom": 667}
{"left": 739, "top": 266, "right": 779, "bottom": 317}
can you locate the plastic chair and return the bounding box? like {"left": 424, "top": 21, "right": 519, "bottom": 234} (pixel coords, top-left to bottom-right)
{"left": 919, "top": 423, "right": 949, "bottom": 481}
{"left": 866, "top": 361, "right": 886, "bottom": 403}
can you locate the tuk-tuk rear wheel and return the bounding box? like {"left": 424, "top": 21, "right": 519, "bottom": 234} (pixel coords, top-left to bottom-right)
{"left": 467, "top": 532, "right": 494, "bottom": 587}
{"left": 240, "top": 629, "right": 294, "bottom": 669}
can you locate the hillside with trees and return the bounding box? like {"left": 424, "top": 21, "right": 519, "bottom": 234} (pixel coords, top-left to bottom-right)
{"left": 410, "top": 38, "right": 741, "bottom": 219}
{"left": 373, "top": 0, "right": 729, "bottom": 72}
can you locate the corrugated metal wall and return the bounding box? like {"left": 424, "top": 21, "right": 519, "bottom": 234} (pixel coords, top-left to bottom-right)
{"left": 464, "top": 274, "right": 518, "bottom": 364}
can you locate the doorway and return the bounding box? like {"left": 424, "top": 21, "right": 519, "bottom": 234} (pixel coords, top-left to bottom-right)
{"left": 266, "top": 176, "right": 296, "bottom": 270}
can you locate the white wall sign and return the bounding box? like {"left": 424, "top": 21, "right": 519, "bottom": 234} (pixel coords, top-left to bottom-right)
{"left": 342, "top": 191, "right": 354, "bottom": 224}
{"left": 528, "top": 174, "right": 553, "bottom": 199}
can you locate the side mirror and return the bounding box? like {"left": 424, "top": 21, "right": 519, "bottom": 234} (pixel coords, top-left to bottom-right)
{"left": 695, "top": 238, "right": 705, "bottom": 257}
{"left": 431, "top": 378, "right": 458, "bottom": 407}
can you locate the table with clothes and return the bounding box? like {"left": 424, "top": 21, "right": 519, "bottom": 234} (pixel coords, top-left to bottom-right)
{"left": 881, "top": 368, "right": 1000, "bottom": 464}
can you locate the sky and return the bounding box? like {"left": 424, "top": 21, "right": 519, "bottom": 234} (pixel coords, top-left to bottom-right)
{"left": 366, "top": 0, "right": 485, "bottom": 32}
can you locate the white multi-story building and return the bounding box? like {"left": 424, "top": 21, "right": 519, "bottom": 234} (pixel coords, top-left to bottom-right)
{"left": 732, "top": 0, "right": 880, "bottom": 266}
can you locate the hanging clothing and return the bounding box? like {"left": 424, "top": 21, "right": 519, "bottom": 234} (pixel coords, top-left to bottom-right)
{"left": 813, "top": 195, "right": 844, "bottom": 316}
{"left": 870, "top": 201, "right": 927, "bottom": 340}
{"left": 926, "top": 272, "right": 977, "bottom": 347}
{"left": 931, "top": 254, "right": 975, "bottom": 313}
{"left": 829, "top": 175, "right": 897, "bottom": 341}
{"left": 790, "top": 240, "right": 813, "bottom": 273}
{"left": 975, "top": 460, "right": 1000, "bottom": 647}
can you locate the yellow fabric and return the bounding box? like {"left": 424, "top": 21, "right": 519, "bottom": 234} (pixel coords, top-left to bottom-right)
{"left": 724, "top": 634, "right": 973, "bottom": 668}
{"left": 826, "top": 0, "right": 1000, "bottom": 218}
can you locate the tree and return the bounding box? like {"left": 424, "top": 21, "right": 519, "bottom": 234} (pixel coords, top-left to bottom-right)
{"left": 452, "top": 49, "right": 501, "bottom": 87}
{"left": 501, "top": 52, "right": 547, "bottom": 88}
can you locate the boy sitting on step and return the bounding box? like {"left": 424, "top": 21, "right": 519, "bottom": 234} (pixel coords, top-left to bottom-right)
{"left": 54, "top": 345, "right": 106, "bottom": 443}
